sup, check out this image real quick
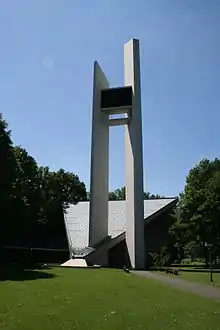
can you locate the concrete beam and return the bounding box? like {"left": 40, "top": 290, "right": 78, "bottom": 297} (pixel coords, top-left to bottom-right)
{"left": 124, "top": 39, "right": 145, "bottom": 269}
{"left": 89, "top": 61, "right": 109, "bottom": 247}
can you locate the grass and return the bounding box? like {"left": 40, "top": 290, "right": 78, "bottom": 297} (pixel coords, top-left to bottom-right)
{"left": 155, "top": 266, "right": 220, "bottom": 286}
{"left": 0, "top": 266, "right": 220, "bottom": 330}
{"left": 177, "top": 269, "right": 220, "bottom": 286}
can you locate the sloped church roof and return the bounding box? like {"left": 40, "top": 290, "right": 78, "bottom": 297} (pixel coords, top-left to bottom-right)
{"left": 64, "top": 198, "right": 177, "bottom": 250}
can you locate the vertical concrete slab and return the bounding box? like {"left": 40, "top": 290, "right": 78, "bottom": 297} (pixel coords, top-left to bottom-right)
{"left": 124, "top": 39, "right": 145, "bottom": 269}
{"left": 89, "top": 61, "right": 109, "bottom": 247}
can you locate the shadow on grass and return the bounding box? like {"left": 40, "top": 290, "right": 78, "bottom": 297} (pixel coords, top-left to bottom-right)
{"left": 0, "top": 265, "right": 56, "bottom": 282}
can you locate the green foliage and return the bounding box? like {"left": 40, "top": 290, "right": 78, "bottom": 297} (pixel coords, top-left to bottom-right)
{"left": 149, "top": 246, "right": 170, "bottom": 269}
{"left": 0, "top": 115, "right": 16, "bottom": 201}
{"left": 172, "top": 158, "right": 220, "bottom": 265}
{"left": 109, "top": 186, "right": 126, "bottom": 200}
{"left": 0, "top": 113, "right": 87, "bottom": 249}
{"left": 0, "top": 114, "right": 17, "bottom": 246}
{"left": 183, "top": 242, "right": 204, "bottom": 261}
{"left": 108, "top": 186, "right": 164, "bottom": 200}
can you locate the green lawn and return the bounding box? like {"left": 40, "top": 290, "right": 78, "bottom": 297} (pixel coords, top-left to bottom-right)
{"left": 153, "top": 267, "right": 220, "bottom": 286}
{"left": 0, "top": 267, "right": 220, "bottom": 330}
{"left": 177, "top": 269, "right": 220, "bottom": 286}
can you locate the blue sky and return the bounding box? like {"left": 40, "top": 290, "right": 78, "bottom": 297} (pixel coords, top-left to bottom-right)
{"left": 1, "top": 0, "right": 219, "bottom": 196}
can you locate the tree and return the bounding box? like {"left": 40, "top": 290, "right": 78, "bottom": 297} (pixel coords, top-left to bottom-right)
{"left": 36, "top": 168, "right": 87, "bottom": 246}
{"left": 0, "top": 113, "right": 87, "bottom": 249}
{"left": 0, "top": 114, "right": 16, "bottom": 246}
{"left": 109, "top": 187, "right": 126, "bottom": 200}
{"left": 203, "top": 170, "right": 220, "bottom": 262}
{"left": 40, "top": 168, "right": 87, "bottom": 220}
{"left": 8, "top": 146, "right": 43, "bottom": 246}
{"left": 176, "top": 158, "right": 220, "bottom": 265}
{"left": 148, "top": 193, "right": 164, "bottom": 199}
{"left": 108, "top": 186, "right": 164, "bottom": 200}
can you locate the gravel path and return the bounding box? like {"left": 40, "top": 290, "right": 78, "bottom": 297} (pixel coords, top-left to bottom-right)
{"left": 134, "top": 271, "right": 220, "bottom": 302}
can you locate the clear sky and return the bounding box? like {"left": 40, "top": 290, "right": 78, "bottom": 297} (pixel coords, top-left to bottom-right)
{"left": 1, "top": 0, "right": 219, "bottom": 196}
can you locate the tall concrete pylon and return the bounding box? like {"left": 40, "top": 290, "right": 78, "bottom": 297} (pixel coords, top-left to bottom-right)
{"left": 89, "top": 39, "right": 145, "bottom": 269}
{"left": 89, "top": 62, "right": 110, "bottom": 247}
{"left": 124, "top": 39, "right": 145, "bottom": 269}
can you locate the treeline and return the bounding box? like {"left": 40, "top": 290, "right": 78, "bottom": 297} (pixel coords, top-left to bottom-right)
{"left": 87, "top": 187, "right": 164, "bottom": 201}
{"left": 108, "top": 186, "right": 164, "bottom": 201}
{"left": 154, "top": 158, "right": 220, "bottom": 267}
{"left": 0, "top": 114, "right": 87, "bottom": 249}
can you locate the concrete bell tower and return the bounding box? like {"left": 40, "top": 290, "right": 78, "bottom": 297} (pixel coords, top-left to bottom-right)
{"left": 89, "top": 39, "right": 145, "bottom": 269}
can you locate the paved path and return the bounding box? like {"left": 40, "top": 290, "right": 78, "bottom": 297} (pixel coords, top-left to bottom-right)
{"left": 134, "top": 271, "right": 220, "bottom": 302}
